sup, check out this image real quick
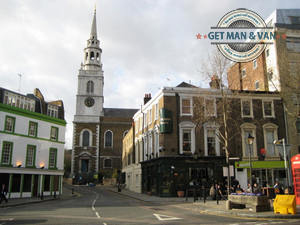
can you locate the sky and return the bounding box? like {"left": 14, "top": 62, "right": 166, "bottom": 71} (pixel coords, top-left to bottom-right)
{"left": 0, "top": 0, "right": 299, "bottom": 149}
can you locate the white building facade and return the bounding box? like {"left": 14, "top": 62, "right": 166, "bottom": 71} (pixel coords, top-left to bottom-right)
{"left": 0, "top": 88, "right": 66, "bottom": 198}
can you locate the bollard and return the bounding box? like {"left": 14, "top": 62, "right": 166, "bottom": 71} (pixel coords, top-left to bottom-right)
{"left": 203, "top": 186, "right": 206, "bottom": 203}
{"left": 41, "top": 192, "right": 44, "bottom": 200}
{"left": 54, "top": 191, "right": 56, "bottom": 198}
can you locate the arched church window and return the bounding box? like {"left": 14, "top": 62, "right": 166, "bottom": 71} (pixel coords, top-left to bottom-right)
{"left": 104, "top": 158, "right": 112, "bottom": 168}
{"left": 86, "top": 81, "right": 94, "bottom": 93}
{"left": 85, "top": 52, "right": 88, "bottom": 60}
{"left": 96, "top": 53, "right": 100, "bottom": 61}
{"left": 83, "top": 130, "right": 90, "bottom": 146}
{"left": 90, "top": 51, "right": 95, "bottom": 60}
{"left": 104, "top": 130, "right": 113, "bottom": 148}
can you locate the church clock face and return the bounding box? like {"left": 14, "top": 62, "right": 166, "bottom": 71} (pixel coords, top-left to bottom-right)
{"left": 84, "top": 97, "right": 95, "bottom": 107}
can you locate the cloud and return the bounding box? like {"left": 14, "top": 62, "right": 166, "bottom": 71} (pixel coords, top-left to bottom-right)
{"left": 0, "top": 0, "right": 299, "bottom": 148}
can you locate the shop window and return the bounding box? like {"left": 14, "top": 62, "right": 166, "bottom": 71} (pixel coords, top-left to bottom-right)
{"left": 11, "top": 174, "right": 21, "bottom": 192}
{"left": 44, "top": 175, "right": 51, "bottom": 192}
{"left": 23, "top": 174, "right": 32, "bottom": 192}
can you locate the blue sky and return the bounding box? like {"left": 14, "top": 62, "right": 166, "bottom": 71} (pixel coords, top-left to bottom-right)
{"left": 0, "top": 0, "right": 299, "bottom": 148}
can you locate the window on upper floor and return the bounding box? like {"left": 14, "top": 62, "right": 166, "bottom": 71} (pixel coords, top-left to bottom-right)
{"left": 263, "top": 100, "right": 274, "bottom": 118}
{"left": 181, "top": 97, "right": 193, "bottom": 116}
{"left": 253, "top": 59, "right": 257, "bottom": 69}
{"left": 28, "top": 121, "right": 38, "bottom": 137}
{"left": 263, "top": 123, "right": 278, "bottom": 157}
{"left": 204, "top": 122, "right": 220, "bottom": 156}
{"left": 49, "top": 148, "right": 57, "bottom": 169}
{"left": 26, "top": 145, "right": 36, "bottom": 168}
{"left": 241, "top": 123, "right": 257, "bottom": 159}
{"left": 266, "top": 48, "right": 270, "bottom": 57}
{"left": 286, "top": 37, "right": 300, "bottom": 52}
{"left": 241, "top": 99, "right": 253, "bottom": 118}
{"left": 1, "top": 142, "right": 13, "bottom": 166}
{"left": 205, "top": 98, "right": 216, "bottom": 117}
{"left": 50, "top": 127, "right": 58, "bottom": 141}
{"left": 241, "top": 68, "right": 246, "bottom": 77}
{"left": 104, "top": 130, "right": 113, "bottom": 148}
{"left": 5, "top": 116, "right": 15, "bottom": 133}
{"left": 148, "top": 109, "right": 152, "bottom": 125}
{"left": 83, "top": 130, "right": 90, "bottom": 147}
{"left": 47, "top": 104, "right": 58, "bottom": 118}
{"left": 155, "top": 103, "right": 159, "bottom": 120}
{"left": 144, "top": 112, "right": 147, "bottom": 127}
{"left": 255, "top": 80, "right": 259, "bottom": 90}
{"left": 290, "top": 16, "right": 300, "bottom": 25}
{"left": 86, "top": 80, "right": 94, "bottom": 93}
{"left": 179, "top": 121, "right": 196, "bottom": 155}
{"left": 4, "top": 91, "right": 35, "bottom": 111}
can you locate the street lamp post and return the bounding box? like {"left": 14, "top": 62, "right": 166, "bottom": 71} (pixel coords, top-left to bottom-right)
{"left": 274, "top": 138, "right": 290, "bottom": 193}
{"left": 248, "top": 133, "right": 254, "bottom": 193}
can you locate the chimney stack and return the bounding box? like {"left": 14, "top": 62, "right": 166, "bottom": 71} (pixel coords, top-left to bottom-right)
{"left": 209, "top": 75, "right": 221, "bottom": 89}
{"left": 144, "top": 93, "right": 152, "bottom": 105}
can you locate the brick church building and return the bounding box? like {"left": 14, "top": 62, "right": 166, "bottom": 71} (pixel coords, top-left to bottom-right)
{"left": 71, "top": 9, "right": 137, "bottom": 183}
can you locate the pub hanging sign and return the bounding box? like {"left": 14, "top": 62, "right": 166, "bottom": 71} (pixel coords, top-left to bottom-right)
{"left": 159, "top": 108, "right": 173, "bottom": 133}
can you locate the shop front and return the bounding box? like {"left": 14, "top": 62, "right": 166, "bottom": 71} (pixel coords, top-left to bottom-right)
{"left": 141, "top": 156, "right": 226, "bottom": 197}
{"left": 235, "top": 161, "right": 286, "bottom": 190}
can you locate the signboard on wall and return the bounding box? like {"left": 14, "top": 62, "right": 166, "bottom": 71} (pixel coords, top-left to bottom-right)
{"left": 159, "top": 108, "right": 173, "bottom": 133}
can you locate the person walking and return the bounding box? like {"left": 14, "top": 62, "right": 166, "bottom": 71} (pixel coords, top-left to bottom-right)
{"left": 0, "top": 184, "right": 8, "bottom": 204}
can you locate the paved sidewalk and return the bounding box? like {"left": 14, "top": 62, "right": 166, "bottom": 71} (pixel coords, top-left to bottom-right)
{"left": 100, "top": 185, "right": 300, "bottom": 219}
{"left": 2, "top": 184, "right": 300, "bottom": 219}
{"left": 0, "top": 186, "right": 77, "bottom": 208}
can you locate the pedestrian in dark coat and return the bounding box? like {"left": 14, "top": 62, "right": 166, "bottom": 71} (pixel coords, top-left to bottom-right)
{"left": 0, "top": 184, "right": 8, "bottom": 204}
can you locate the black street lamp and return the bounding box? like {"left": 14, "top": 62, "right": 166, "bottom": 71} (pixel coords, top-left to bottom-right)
{"left": 248, "top": 133, "right": 254, "bottom": 193}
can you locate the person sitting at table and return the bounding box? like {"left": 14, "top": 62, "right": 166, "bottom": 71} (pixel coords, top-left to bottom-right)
{"left": 235, "top": 184, "right": 244, "bottom": 193}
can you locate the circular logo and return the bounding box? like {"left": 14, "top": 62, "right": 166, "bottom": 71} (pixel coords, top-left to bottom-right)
{"left": 216, "top": 9, "right": 267, "bottom": 62}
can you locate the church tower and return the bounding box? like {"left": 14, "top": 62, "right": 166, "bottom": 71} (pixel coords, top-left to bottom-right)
{"left": 72, "top": 9, "right": 103, "bottom": 180}
{"left": 74, "top": 8, "right": 104, "bottom": 123}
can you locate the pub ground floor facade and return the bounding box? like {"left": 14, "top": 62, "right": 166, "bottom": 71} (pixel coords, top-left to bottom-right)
{"left": 0, "top": 168, "right": 63, "bottom": 198}
{"left": 140, "top": 156, "right": 227, "bottom": 197}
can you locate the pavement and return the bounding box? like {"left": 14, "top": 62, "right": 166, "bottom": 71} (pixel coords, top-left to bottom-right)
{"left": 1, "top": 184, "right": 300, "bottom": 220}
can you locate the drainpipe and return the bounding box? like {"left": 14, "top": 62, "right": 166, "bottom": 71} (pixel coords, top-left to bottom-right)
{"left": 176, "top": 93, "right": 180, "bottom": 154}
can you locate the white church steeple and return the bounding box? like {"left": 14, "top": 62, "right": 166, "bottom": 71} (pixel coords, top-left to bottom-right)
{"left": 74, "top": 8, "right": 104, "bottom": 123}
{"left": 83, "top": 8, "right": 103, "bottom": 70}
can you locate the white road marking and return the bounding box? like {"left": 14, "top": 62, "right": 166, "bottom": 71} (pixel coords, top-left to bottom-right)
{"left": 153, "top": 213, "right": 182, "bottom": 221}
{"left": 95, "top": 212, "right": 101, "bottom": 218}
